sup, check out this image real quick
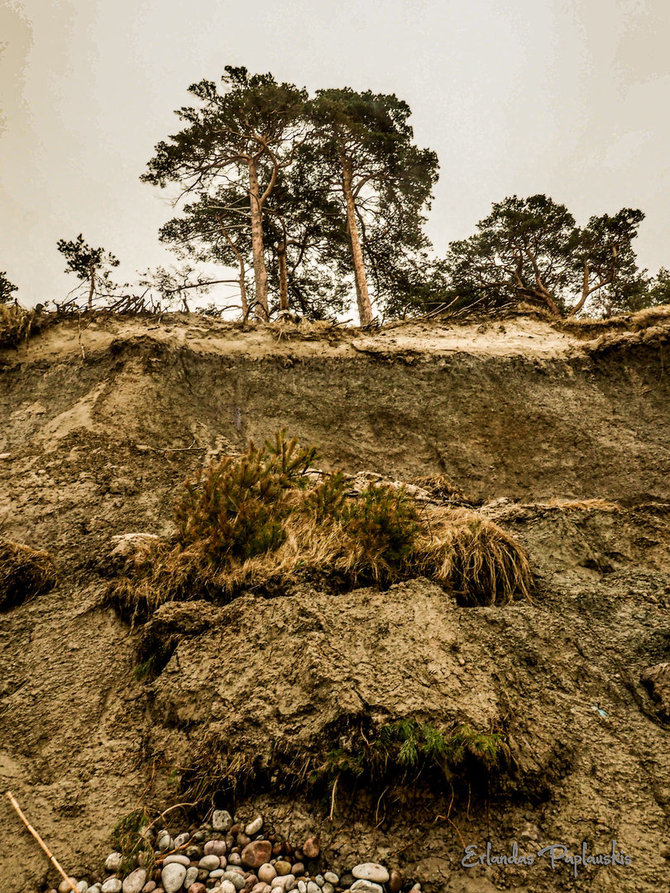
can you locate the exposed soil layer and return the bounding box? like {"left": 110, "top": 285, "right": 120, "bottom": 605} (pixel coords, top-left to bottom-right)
{"left": 0, "top": 311, "right": 668, "bottom": 893}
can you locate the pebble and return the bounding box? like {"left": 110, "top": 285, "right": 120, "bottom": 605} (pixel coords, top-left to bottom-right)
{"left": 205, "top": 840, "right": 228, "bottom": 857}
{"left": 222, "top": 872, "right": 246, "bottom": 891}
{"left": 161, "top": 863, "right": 187, "bottom": 893}
{"left": 245, "top": 816, "right": 264, "bottom": 836}
{"left": 95, "top": 816, "right": 415, "bottom": 893}
{"left": 199, "top": 854, "right": 221, "bottom": 871}
{"left": 59, "top": 879, "right": 79, "bottom": 893}
{"left": 156, "top": 830, "right": 172, "bottom": 852}
{"left": 241, "top": 840, "right": 272, "bottom": 869}
{"left": 350, "top": 883, "right": 384, "bottom": 893}
{"left": 388, "top": 870, "right": 402, "bottom": 893}
{"left": 105, "top": 853, "right": 124, "bottom": 873}
{"left": 163, "top": 854, "right": 190, "bottom": 866}
{"left": 173, "top": 832, "right": 190, "bottom": 848}
{"left": 122, "top": 869, "right": 147, "bottom": 893}
{"left": 183, "top": 867, "right": 198, "bottom": 887}
{"left": 212, "top": 810, "right": 234, "bottom": 832}
{"left": 352, "top": 864, "right": 389, "bottom": 884}
{"left": 258, "top": 864, "right": 276, "bottom": 883}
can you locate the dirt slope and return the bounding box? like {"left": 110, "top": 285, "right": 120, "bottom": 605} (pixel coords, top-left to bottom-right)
{"left": 0, "top": 310, "right": 669, "bottom": 893}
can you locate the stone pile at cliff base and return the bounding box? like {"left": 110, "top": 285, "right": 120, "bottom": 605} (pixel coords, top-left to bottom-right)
{"left": 48, "top": 810, "right": 417, "bottom": 893}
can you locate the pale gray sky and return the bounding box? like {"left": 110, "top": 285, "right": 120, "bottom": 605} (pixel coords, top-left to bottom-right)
{"left": 1, "top": 0, "right": 669, "bottom": 306}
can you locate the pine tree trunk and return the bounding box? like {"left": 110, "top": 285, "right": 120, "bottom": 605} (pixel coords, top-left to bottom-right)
{"left": 341, "top": 156, "right": 373, "bottom": 326}
{"left": 277, "top": 241, "right": 289, "bottom": 312}
{"left": 248, "top": 159, "right": 269, "bottom": 320}
{"left": 88, "top": 263, "right": 95, "bottom": 311}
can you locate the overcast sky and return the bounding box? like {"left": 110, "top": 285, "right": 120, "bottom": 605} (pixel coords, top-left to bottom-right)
{"left": 1, "top": 0, "right": 669, "bottom": 306}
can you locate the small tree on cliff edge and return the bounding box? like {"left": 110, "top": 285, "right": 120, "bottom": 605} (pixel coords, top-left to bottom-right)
{"left": 57, "top": 234, "right": 120, "bottom": 310}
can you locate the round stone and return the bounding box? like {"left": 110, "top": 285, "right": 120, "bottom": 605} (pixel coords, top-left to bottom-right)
{"left": 220, "top": 883, "right": 237, "bottom": 893}
{"left": 274, "top": 861, "right": 291, "bottom": 876}
{"left": 188, "top": 885, "right": 207, "bottom": 893}
{"left": 270, "top": 876, "right": 295, "bottom": 891}
{"left": 352, "top": 864, "right": 390, "bottom": 884}
{"left": 156, "top": 830, "right": 172, "bottom": 852}
{"left": 228, "top": 852, "right": 242, "bottom": 865}
{"left": 105, "top": 853, "right": 124, "bottom": 873}
{"left": 161, "top": 863, "right": 187, "bottom": 893}
{"left": 323, "top": 874, "right": 338, "bottom": 886}
{"left": 173, "top": 833, "right": 190, "bottom": 848}
{"left": 302, "top": 839, "right": 319, "bottom": 860}
{"left": 163, "top": 855, "right": 190, "bottom": 866}
{"left": 306, "top": 883, "right": 320, "bottom": 893}
{"left": 350, "top": 882, "right": 384, "bottom": 893}
{"left": 241, "top": 840, "right": 272, "bottom": 869}
{"left": 184, "top": 867, "right": 199, "bottom": 888}
{"left": 59, "top": 879, "right": 79, "bottom": 893}
{"left": 388, "top": 869, "right": 402, "bottom": 893}
{"left": 142, "top": 883, "right": 156, "bottom": 893}
{"left": 212, "top": 810, "right": 234, "bottom": 832}
{"left": 221, "top": 872, "right": 246, "bottom": 891}
{"left": 122, "top": 869, "right": 147, "bottom": 893}
{"left": 205, "top": 840, "right": 227, "bottom": 857}
{"left": 245, "top": 816, "right": 263, "bottom": 836}
{"left": 252, "top": 885, "right": 272, "bottom": 893}
{"left": 322, "top": 886, "right": 334, "bottom": 893}
{"left": 258, "top": 864, "right": 276, "bottom": 883}
{"left": 101, "top": 881, "right": 122, "bottom": 893}
{"left": 199, "top": 854, "right": 221, "bottom": 871}
{"left": 290, "top": 864, "right": 304, "bottom": 877}
{"left": 210, "top": 868, "right": 224, "bottom": 878}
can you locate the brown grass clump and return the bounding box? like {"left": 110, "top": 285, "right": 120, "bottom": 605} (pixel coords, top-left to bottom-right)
{"left": 109, "top": 433, "right": 533, "bottom": 623}
{"left": 0, "top": 304, "right": 45, "bottom": 349}
{"left": 0, "top": 539, "right": 56, "bottom": 610}
{"left": 415, "top": 508, "right": 533, "bottom": 606}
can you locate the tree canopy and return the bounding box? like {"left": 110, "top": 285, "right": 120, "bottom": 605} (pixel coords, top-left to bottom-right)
{"left": 0, "top": 271, "right": 18, "bottom": 304}
{"left": 56, "top": 234, "right": 120, "bottom": 309}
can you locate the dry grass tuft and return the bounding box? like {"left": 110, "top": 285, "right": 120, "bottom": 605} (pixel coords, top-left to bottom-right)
{"left": 0, "top": 304, "right": 46, "bottom": 349}
{"left": 108, "top": 433, "right": 533, "bottom": 623}
{"left": 0, "top": 539, "right": 56, "bottom": 611}
{"left": 414, "top": 508, "right": 534, "bottom": 606}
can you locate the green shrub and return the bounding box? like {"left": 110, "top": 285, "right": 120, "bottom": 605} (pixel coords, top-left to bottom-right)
{"left": 341, "top": 484, "right": 419, "bottom": 567}
{"left": 110, "top": 431, "right": 533, "bottom": 622}
{"left": 174, "top": 430, "right": 317, "bottom": 562}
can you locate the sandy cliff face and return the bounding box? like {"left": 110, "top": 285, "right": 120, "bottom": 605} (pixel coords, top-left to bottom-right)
{"left": 0, "top": 311, "right": 668, "bottom": 893}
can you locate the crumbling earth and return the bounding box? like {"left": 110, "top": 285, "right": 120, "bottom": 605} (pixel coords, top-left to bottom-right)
{"left": 0, "top": 310, "right": 669, "bottom": 892}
